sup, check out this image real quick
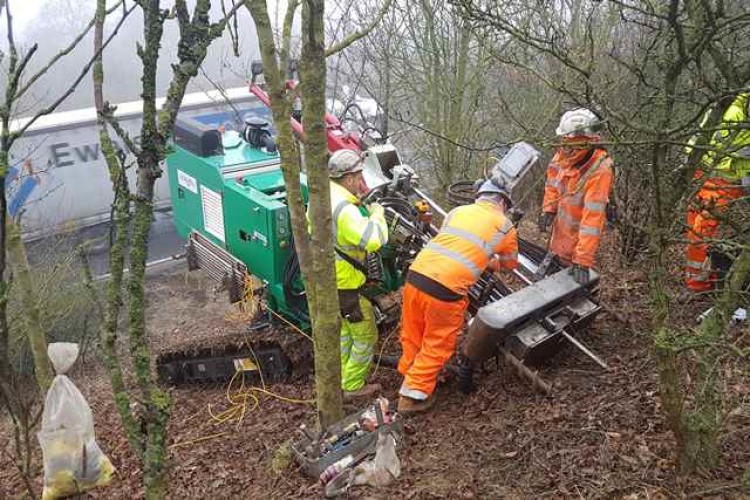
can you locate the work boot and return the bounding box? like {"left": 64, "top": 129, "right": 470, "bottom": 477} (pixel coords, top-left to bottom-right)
{"left": 343, "top": 383, "right": 382, "bottom": 400}
{"left": 397, "top": 393, "right": 436, "bottom": 416}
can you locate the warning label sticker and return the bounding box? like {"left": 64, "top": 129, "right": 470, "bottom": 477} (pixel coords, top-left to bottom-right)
{"left": 233, "top": 358, "right": 259, "bottom": 372}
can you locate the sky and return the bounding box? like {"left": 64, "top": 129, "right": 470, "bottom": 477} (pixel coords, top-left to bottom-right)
{"left": 0, "top": 0, "right": 274, "bottom": 113}
{"left": 8, "top": 3, "right": 40, "bottom": 36}
{"left": 0, "top": 0, "right": 369, "bottom": 117}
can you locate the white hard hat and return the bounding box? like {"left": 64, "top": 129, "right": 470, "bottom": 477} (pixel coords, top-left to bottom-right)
{"left": 328, "top": 149, "right": 365, "bottom": 178}
{"left": 476, "top": 179, "right": 513, "bottom": 208}
{"left": 556, "top": 108, "right": 601, "bottom": 137}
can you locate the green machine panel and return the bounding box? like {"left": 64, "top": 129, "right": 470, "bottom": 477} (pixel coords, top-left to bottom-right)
{"left": 166, "top": 119, "right": 281, "bottom": 249}
{"left": 167, "top": 116, "right": 312, "bottom": 324}
{"left": 223, "top": 176, "right": 292, "bottom": 286}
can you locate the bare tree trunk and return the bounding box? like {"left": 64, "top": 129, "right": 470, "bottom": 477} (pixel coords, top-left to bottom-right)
{"left": 94, "top": 1, "right": 239, "bottom": 495}
{"left": 247, "top": 0, "right": 310, "bottom": 272}
{"left": 248, "top": 0, "right": 344, "bottom": 428}
{"left": 6, "top": 221, "right": 53, "bottom": 391}
{"left": 93, "top": 0, "right": 145, "bottom": 460}
{"left": 300, "top": 0, "right": 344, "bottom": 428}
{"left": 681, "top": 248, "right": 750, "bottom": 472}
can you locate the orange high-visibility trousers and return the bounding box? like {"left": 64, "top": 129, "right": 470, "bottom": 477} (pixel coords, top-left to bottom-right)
{"left": 685, "top": 177, "right": 743, "bottom": 292}
{"left": 398, "top": 282, "right": 469, "bottom": 400}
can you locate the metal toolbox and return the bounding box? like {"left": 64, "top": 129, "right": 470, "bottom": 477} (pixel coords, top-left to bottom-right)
{"left": 291, "top": 399, "right": 403, "bottom": 479}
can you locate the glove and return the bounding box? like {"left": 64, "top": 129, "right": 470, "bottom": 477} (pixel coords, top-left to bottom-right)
{"left": 508, "top": 207, "right": 525, "bottom": 225}
{"left": 570, "top": 264, "right": 590, "bottom": 285}
{"left": 488, "top": 254, "right": 501, "bottom": 272}
{"left": 538, "top": 212, "right": 554, "bottom": 233}
{"left": 368, "top": 202, "right": 384, "bottom": 216}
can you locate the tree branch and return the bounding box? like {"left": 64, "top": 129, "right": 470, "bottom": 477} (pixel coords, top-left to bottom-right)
{"left": 12, "top": 3, "right": 136, "bottom": 143}
{"left": 325, "top": 0, "right": 394, "bottom": 57}
{"left": 14, "top": 0, "right": 125, "bottom": 102}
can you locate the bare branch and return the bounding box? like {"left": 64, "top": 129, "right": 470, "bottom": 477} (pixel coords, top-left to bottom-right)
{"left": 325, "top": 0, "right": 394, "bottom": 57}
{"left": 102, "top": 104, "right": 140, "bottom": 155}
{"left": 15, "top": 0, "right": 125, "bottom": 102}
{"left": 281, "top": 0, "right": 300, "bottom": 68}
{"left": 12, "top": 3, "right": 136, "bottom": 143}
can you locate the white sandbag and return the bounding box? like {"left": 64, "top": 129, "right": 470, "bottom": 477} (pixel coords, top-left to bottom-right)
{"left": 38, "top": 343, "right": 114, "bottom": 500}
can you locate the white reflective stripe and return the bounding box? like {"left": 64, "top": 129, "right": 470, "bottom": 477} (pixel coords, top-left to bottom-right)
{"left": 685, "top": 269, "right": 710, "bottom": 281}
{"left": 359, "top": 221, "right": 375, "bottom": 249}
{"left": 685, "top": 259, "right": 705, "bottom": 270}
{"left": 496, "top": 252, "right": 517, "bottom": 261}
{"left": 332, "top": 199, "right": 350, "bottom": 243}
{"left": 440, "top": 211, "right": 455, "bottom": 230}
{"left": 584, "top": 201, "right": 606, "bottom": 211}
{"left": 557, "top": 210, "right": 580, "bottom": 227}
{"left": 351, "top": 340, "right": 373, "bottom": 351}
{"left": 487, "top": 219, "right": 513, "bottom": 248}
{"left": 426, "top": 241, "right": 482, "bottom": 278}
{"left": 548, "top": 179, "right": 561, "bottom": 188}
{"left": 735, "top": 146, "right": 750, "bottom": 159}
{"left": 443, "top": 217, "right": 512, "bottom": 259}
{"left": 443, "top": 226, "right": 493, "bottom": 255}
{"left": 499, "top": 217, "right": 514, "bottom": 233}
{"left": 349, "top": 340, "right": 374, "bottom": 363}
{"left": 349, "top": 350, "right": 373, "bottom": 364}
{"left": 376, "top": 224, "right": 387, "bottom": 245}
{"left": 580, "top": 225, "right": 601, "bottom": 236}
{"left": 399, "top": 383, "right": 429, "bottom": 401}
{"left": 566, "top": 191, "right": 584, "bottom": 206}
{"left": 332, "top": 200, "right": 349, "bottom": 222}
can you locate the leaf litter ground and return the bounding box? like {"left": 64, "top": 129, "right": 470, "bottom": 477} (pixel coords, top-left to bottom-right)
{"left": 1, "top": 228, "right": 748, "bottom": 499}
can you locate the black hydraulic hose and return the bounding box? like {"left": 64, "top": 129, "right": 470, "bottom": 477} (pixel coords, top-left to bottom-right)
{"left": 282, "top": 245, "right": 310, "bottom": 323}
{"left": 447, "top": 180, "right": 477, "bottom": 207}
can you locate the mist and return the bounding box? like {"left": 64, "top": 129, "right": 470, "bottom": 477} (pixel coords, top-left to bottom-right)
{"left": 4, "top": 0, "right": 298, "bottom": 115}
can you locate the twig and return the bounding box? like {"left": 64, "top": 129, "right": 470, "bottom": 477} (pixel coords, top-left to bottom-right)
{"left": 686, "top": 483, "right": 743, "bottom": 498}
{"left": 12, "top": 3, "right": 136, "bottom": 142}
{"left": 14, "top": 0, "right": 125, "bottom": 102}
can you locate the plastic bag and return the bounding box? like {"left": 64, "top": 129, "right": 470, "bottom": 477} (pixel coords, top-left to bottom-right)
{"left": 323, "top": 431, "right": 401, "bottom": 497}
{"left": 38, "top": 343, "right": 114, "bottom": 500}
{"left": 351, "top": 431, "right": 401, "bottom": 487}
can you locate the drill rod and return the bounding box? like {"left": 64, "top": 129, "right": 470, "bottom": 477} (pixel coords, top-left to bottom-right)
{"left": 499, "top": 346, "right": 553, "bottom": 395}
{"left": 559, "top": 329, "right": 610, "bottom": 371}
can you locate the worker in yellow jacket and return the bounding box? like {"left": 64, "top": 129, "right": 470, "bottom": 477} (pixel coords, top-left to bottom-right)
{"left": 327, "top": 149, "right": 389, "bottom": 398}
{"left": 684, "top": 93, "right": 750, "bottom": 291}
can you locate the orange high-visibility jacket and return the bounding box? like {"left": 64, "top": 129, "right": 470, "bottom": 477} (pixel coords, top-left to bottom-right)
{"left": 542, "top": 148, "right": 614, "bottom": 268}
{"left": 409, "top": 201, "right": 518, "bottom": 295}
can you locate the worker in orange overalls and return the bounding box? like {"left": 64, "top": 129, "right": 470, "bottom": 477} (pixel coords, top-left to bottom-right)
{"left": 397, "top": 179, "right": 518, "bottom": 415}
{"left": 538, "top": 108, "right": 614, "bottom": 283}
{"left": 684, "top": 93, "right": 750, "bottom": 292}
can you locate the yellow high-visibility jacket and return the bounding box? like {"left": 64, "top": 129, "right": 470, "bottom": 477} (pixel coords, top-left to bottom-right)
{"left": 329, "top": 181, "right": 388, "bottom": 290}
{"left": 692, "top": 93, "right": 750, "bottom": 179}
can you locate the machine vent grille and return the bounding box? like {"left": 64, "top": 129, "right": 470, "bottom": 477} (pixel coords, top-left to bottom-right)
{"left": 200, "top": 185, "right": 225, "bottom": 242}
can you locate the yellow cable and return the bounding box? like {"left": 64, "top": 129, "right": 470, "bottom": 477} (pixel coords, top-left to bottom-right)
{"left": 267, "top": 307, "right": 314, "bottom": 342}
{"left": 206, "top": 366, "right": 314, "bottom": 429}
{"left": 169, "top": 432, "right": 229, "bottom": 450}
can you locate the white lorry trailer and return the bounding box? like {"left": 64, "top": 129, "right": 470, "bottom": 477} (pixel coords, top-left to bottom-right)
{"left": 10, "top": 86, "right": 267, "bottom": 240}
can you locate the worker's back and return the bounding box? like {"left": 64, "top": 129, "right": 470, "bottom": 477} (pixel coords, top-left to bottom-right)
{"left": 409, "top": 201, "right": 517, "bottom": 295}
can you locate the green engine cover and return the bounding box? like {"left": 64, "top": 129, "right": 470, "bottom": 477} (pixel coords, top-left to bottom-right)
{"left": 166, "top": 120, "right": 309, "bottom": 324}
{"left": 167, "top": 117, "right": 404, "bottom": 331}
